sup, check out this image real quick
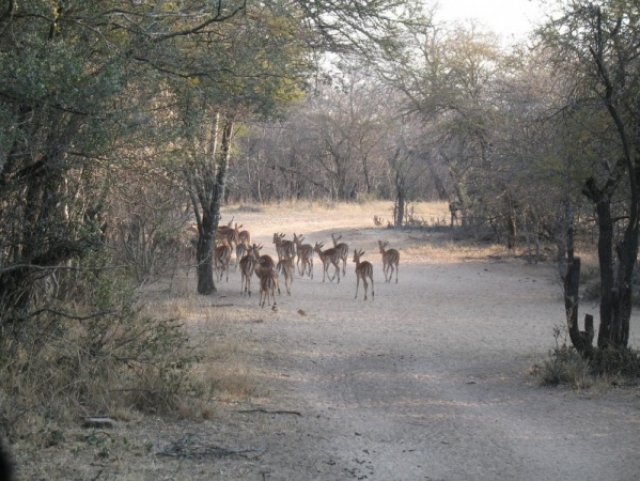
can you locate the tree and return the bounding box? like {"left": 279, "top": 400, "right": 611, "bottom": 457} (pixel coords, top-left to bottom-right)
{"left": 541, "top": 0, "right": 640, "bottom": 352}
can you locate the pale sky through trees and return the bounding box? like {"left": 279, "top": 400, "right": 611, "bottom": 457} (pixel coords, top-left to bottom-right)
{"left": 434, "top": 0, "right": 547, "bottom": 41}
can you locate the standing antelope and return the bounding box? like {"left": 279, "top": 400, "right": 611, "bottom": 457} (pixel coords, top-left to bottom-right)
{"left": 277, "top": 256, "right": 294, "bottom": 295}
{"left": 255, "top": 253, "right": 280, "bottom": 308}
{"left": 293, "top": 233, "right": 314, "bottom": 278}
{"left": 378, "top": 240, "right": 400, "bottom": 283}
{"left": 214, "top": 240, "right": 232, "bottom": 282}
{"left": 217, "top": 224, "right": 238, "bottom": 252}
{"left": 235, "top": 223, "right": 251, "bottom": 245}
{"left": 235, "top": 240, "right": 249, "bottom": 270}
{"left": 240, "top": 243, "right": 261, "bottom": 296}
{"left": 353, "top": 249, "right": 374, "bottom": 301}
{"left": 331, "top": 233, "right": 349, "bottom": 275}
{"left": 255, "top": 252, "right": 281, "bottom": 296}
{"left": 273, "top": 233, "right": 296, "bottom": 262}
{"left": 314, "top": 242, "right": 342, "bottom": 283}
{"left": 258, "top": 267, "right": 279, "bottom": 308}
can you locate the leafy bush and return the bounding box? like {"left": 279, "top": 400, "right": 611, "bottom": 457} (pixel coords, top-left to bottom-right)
{"left": 590, "top": 347, "right": 640, "bottom": 380}
{"left": 0, "top": 253, "right": 200, "bottom": 441}
{"left": 537, "top": 344, "right": 592, "bottom": 389}
{"left": 535, "top": 328, "right": 640, "bottom": 389}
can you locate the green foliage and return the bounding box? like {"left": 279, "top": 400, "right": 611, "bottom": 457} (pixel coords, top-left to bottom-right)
{"left": 536, "top": 329, "right": 640, "bottom": 389}
{"left": 590, "top": 347, "right": 640, "bottom": 380}
{"left": 537, "top": 344, "right": 592, "bottom": 388}
{"left": 0, "top": 252, "right": 200, "bottom": 440}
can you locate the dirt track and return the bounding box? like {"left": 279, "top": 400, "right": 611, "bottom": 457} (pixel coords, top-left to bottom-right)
{"left": 174, "top": 211, "right": 640, "bottom": 481}
{"left": 19, "top": 203, "right": 640, "bottom": 480}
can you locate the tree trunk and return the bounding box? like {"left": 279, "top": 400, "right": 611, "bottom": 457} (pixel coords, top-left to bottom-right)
{"left": 394, "top": 171, "right": 406, "bottom": 228}
{"left": 593, "top": 196, "right": 615, "bottom": 347}
{"left": 186, "top": 113, "right": 234, "bottom": 296}
{"left": 583, "top": 178, "right": 636, "bottom": 350}
{"left": 196, "top": 224, "right": 216, "bottom": 294}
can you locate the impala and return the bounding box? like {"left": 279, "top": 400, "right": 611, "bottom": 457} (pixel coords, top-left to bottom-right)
{"left": 277, "top": 256, "right": 294, "bottom": 295}
{"left": 217, "top": 224, "right": 238, "bottom": 251}
{"left": 240, "top": 243, "right": 261, "bottom": 296}
{"left": 314, "top": 241, "right": 342, "bottom": 283}
{"left": 258, "top": 267, "right": 279, "bottom": 308}
{"left": 235, "top": 240, "right": 249, "bottom": 270}
{"left": 255, "top": 255, "right": 280, "bottom": 308}
{"left": 255, "top": 253, "right": 281, "bottom": 296}
{"left": 273, "top": 233, "right": 296, "bottom": 262}
{"left": 293, "top": 233, "right": 314, "bottom": 278}
{"left": 214, "top": 240, "right": 232, "bottom": 282}
{"left": 235, "top": 223, "right": 251, "bottom": 245}
{"left": 378, "top": 240, "right": 400, "bottom": 283}
{"left": 331, "top": 233, "right": 349, "bottom": 275}
{"left": 353, "top": 249, "right": 374, "bottom": 301}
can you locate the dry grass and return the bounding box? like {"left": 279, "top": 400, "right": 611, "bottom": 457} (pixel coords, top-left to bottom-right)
{"left": 143, "top": 289, "right": 267, "bottom": 411}
{"left": 225, "top": 200, "right": 450, "bottom": 238}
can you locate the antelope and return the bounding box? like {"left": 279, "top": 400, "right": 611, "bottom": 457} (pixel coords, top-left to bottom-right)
{"left": 235, "top": 223, "right": 251, "bottom": 246}
{"left": 378, "top": 240, "right": 400, "bottom": 283}
{"left": 240, "top": 243, "right": 261, "bottom": 296}
{"left": 214, "top": 240, "right": 232, "bottom": 282}
{"left": 258, "top": 267, "right": 279, "bottom": 308}
{"left": 314, "top": 241, "right": 342, "bottom": 283}
{"left": 257, "top": 252, "right": 276, "bottom": 270}
{"left": 255, "top": 252, "right": 280, "bottom": 307}
{"left": 217, "top": 224, "right": 238, "bottom": 252}
{"left": 353, "top": 249, "right": 374, "bottom": 301}
{"left": 331, "top": 233, "right": 349, "bottom": 276}
{"left": 273, "top": 233, "right": 296, "bottom": 262}
{"left": 255, "top": 252, "right": 280, "bottom": 295}
{"left": 293, "top": 233, "right": 314, "bottom": 278}
{"left": 277, "top": 256, "right": 294, "bottom": 295}
{"left": 235, "top": 240, "right": 249, "bottom": 270}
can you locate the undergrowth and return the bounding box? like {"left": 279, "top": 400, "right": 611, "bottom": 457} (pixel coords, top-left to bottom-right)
{"left": 0, "top": 253, "right": 202, "bottom": 443}
{"left": 535, "top": 327, "right": 640, "bottom": 389}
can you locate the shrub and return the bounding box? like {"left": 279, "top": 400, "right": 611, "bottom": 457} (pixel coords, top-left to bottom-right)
{"left": 537, "top": 344, "right": 592, "bottom": 389}
{"left": 535, "top": 328, "right": 640, "bottom": 389}
{"left": 0, "top": 253, "right": 200, "bottom": 441}
{"left": 590, "top": 347, "right": 640, "bottom": 381}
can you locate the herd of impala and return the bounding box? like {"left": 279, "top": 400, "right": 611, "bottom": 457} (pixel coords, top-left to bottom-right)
{"left": 211, "top": 220, "right": 400, "bottom": 308}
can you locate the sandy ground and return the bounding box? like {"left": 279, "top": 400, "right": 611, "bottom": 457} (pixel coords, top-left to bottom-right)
{"left": 17, "top": 202, "right": 640, "bottom": 480}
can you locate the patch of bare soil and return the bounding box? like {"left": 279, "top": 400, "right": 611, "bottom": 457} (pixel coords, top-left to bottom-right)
{"left": 16, "top": 202, "right": 640, "bottom": 480}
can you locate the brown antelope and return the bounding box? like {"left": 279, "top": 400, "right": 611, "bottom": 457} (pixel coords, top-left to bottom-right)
{"left": 214, "top": 240, "right": 232, "bottom": 282}
{"left": 331, "top": 233, "right": 349, "bottom": 275}
{"left": 258, "top": 267, "right": 279, "bottom": 308}
{"left": 257, "top": 252, "right": 276, "bottom": 270}
{"left": 240, "top": 243, "right": 261, "bottom": 296}
{"left": 235, "top": 240, "right": 249, "bottom": 270}
{"left": 314, "top": 242, "right": 342, "bottom": 283}
{"left": 277, "top": 256, "right": 294, "bottom": 295}
{"left": 378, "top": 240, "right": 400, "bottom": 283}
{"left": 273, "top": 233, "right": 296, "bottom": 262}
{"left": 255, "top": 253, "right": 280, "bottom": 307}
{"left": 353, "top": 249, "right": 374, "bottom": 301}
{"left": 217, "top": 224, "right": 238, "bottom": 252}
{"left": 255, "top": 253, "right": 281, "bottom": 295}
{"left": 235, "top": 223, "right": 251, "bottom": 246}
{"left": 293, "top": 233, "right": 314, "bottom": 278}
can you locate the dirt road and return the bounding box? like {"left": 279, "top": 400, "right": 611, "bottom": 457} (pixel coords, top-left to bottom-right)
{"left": 178, "top": 211, "right": 640, "bottom": 481}
{"left": 21, "top": 203, "right": 640, "bottom": 480}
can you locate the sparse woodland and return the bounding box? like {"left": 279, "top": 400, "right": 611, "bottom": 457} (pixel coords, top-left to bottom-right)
{"left": 1, "top": 0, "right": 640, "bottom": 460}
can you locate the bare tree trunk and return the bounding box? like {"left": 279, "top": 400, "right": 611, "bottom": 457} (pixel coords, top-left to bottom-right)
{"left": 583, "top": 177, "right": 637, "bottom": 350}
{"left": 184, "top": 113, "right": 234, "bottom": 295}
{"left": 394, "top": 170, "right": 406, "bottom": 228}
